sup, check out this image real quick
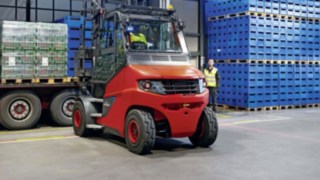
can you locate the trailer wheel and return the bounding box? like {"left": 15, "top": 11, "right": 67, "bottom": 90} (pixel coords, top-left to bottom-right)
{"left": 72, "top": 101, "right": 93, "bottom": 137}
{"left": 189, "top": 107, "right": 218, "bottom": 147}
{"left": 125, "top": 109, "right": 155, "bottom": 155}
{"left": 0, "top": 91, "right": 41, "bottom": 130}
{"left": 50, "top": 90, "right": 79, "bottom": 126}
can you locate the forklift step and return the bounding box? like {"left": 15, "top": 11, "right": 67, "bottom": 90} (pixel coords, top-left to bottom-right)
{"left": 86, "top": 124, "right": 103, "bottom": 129}
{"left": 90, "top": 113, "right": 102, "bottom": 118}
{"left": 88, "top": 98, "right": 103, "bottom": 103}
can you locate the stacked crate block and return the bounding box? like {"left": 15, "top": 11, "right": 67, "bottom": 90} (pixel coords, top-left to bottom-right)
{"left": 206, "top": 0, "right": 320, "bottom": 18}
{"left": 54, "top": 16, "right": 93, "bottom": 76}
{"left": 206, "top": 0, "right": 320, "bottom": 109}
{"left": 207, "top": 16, "right": 320, "bottom": 61}
{"left": 215, "top": 62, "right": 320, "bottom": 108}
{"left": 0, "top": 21, "right": 68, "bottom": 79}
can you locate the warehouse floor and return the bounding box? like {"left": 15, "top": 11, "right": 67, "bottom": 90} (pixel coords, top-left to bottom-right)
{"left": 0, "top": 108, "right": 319, "bottom": 180}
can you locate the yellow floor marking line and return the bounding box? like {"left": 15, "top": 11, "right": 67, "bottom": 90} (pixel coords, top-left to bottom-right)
{"left": 220, "top": 116, "right": 291, "bottom": 126}
{"left": 232, "top": 120, "right": 258, "bottom": 125}
{"left": 0, "top": 135, "right": 77, "bottom": 144}
{"left": 217, "top": 114, "right": 231, "bottom": 119}
{"left": 218, "top": 120, "right": 257, "bottom": 126}
{"left": 0, "top": 127, "right": 72, "bottom": 135}
{"left": 219, "top": 122, "right": 234, "bottom": 126}
{"left": 15, "top": 135, "right": 74, "bottom": 142}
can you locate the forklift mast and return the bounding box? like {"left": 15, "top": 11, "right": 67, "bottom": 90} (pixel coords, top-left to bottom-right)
{"left": 74, "top": 0, "right": 148, "bottom": 79}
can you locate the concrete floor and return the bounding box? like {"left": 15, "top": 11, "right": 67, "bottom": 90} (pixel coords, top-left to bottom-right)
{"left": 0, "top": 108, "right": 320, "bottom": 180}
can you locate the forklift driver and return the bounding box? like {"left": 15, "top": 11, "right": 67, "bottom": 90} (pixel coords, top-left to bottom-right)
{"left": 129, "top": 25, "right": 148, "bottom": 50}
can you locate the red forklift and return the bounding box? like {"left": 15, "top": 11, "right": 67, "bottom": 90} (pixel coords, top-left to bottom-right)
{"left": 73, "top": 0, "right": 218, "bottom": 154}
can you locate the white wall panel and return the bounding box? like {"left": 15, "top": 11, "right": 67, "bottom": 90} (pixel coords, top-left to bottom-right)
{"left": 0, "top": 7, "right": 15, "bottom": 20}
{"left": 171, "top": 0, "right": 198, "bottom": 34}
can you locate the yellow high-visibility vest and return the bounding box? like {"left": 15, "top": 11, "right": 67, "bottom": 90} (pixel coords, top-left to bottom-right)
{"left": 130, "top": 33, "right": 147, "bottom": 44}
{"left": 204, "top": 68, "right": 217, "bottom": 87}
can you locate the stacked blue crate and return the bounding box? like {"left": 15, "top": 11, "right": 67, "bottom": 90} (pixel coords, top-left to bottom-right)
{"left": 206, "top": 0, "right": 320, "bottom": 109}
{"left": 216, "top": 62, "right": 320, "bottom": 108}
{"left": 208, "top": 16, "right": 320, "bottom": 61}
{"left": 205, "top": 0, "right": 262, "bottom": 17}
{"left": 293, "top": 63, "right": 318, "bottom": 105}
{"left": 83, "top": 17, "right": 93, "bottom": 48}
{"left": 54, "top": 16, "right": 93, "bottom": 76}
{"left": 205, "top": 0, "right": 320, "bottom": 18}
{"left": 313, "top": 63, "right": 320, "bottom": 103}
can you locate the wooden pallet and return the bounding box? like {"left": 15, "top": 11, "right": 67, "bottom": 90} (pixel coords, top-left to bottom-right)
{"left": 214, "top": 60, "right": 319, "bottom": 65}
{"left": 248, "top": 11, "right": 319, "bottom": 22}
{"left": 72, "top": 77, "right": 80, "bottom": 83}
{"left": 294, "top": 105, "right": 308, "bottom": 109}
{"left": 73, "top": 77, "right": 94, "bottom": 83}
{"left": 264, "top": 106, "right": 280, "bottom": 111}
{"left": 243, "top": 106, "right": 281, "bottom": 112}
{"left": 1, "top": 78, "right": 37, "bottom": 84}
{"left": 307, "top": 61, "right": 320, "bottom": 65}
{"left": 209, "top": 11, "right": 250, "bottom": 21}
{"left": 246, "top": 107, "right": 266, "bottom": 112}
{"left": 217, "top": 104, "right": 279, "bottom": 112}
{"left": 308, "top": 104, "right": 320, "bottom": 108}
{"left": 279, "top": 105, "right": 294, "bottom": 110}
{"left": 1, "top": 77, "right": 78, "bottom": 84}
{"left": 218, "top": 104, "right": 320, "bottom": 112}
{"left": 293, "top": 104, "right": 320, "bottom": 109}
{"left": 209, "top": 11, "right": 320, "bottom": 22}
{"left": 34, "top": 77, "right": 76, "bottom": 84}
{"left": 217, "top": 104, "right": 233, "bottom": 109}
{"left": 279, "top": 104, "right": 320, "bottom": 110}
{"left": 215, "top": 59, "right": 255, "bottom": 64}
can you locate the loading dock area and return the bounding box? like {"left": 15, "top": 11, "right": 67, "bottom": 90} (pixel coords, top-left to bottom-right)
{"left": 1, "top": 108, "right": 319, "bottom": 179}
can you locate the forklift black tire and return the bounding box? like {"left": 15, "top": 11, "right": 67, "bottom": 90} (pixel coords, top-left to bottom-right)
{"left": 125, "top": 109, "right": 156, "bottom": 155}
{"left": 50, "top": 89, "right": 79, "bottom": 126}
{"left": 0, "top": 91, "right": 41, "bottom": 130}
{"left": 189, "top": 107, "right": 218, "bottom": 147}
{"left": 72, "top": 101, "right": 93, "bottom": 137}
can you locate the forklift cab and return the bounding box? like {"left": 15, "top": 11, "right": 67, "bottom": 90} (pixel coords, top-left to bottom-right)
{"left": 92, "top": 9, "right": 191, "bottom": 96}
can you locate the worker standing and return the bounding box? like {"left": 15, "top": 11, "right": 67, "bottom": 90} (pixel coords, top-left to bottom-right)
{"left": 204, "top": 59, "right": 220, "bottom": 112}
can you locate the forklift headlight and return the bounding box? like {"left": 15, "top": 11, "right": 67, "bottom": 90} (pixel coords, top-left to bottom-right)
{"left": 142, "top": 81, "right": 152, "bottom": 89}
{"left": 139, "top": 80, "right": 165, "bottom": 94}
{"left": 198, "top": 79, "right": 206, "bottom": 93}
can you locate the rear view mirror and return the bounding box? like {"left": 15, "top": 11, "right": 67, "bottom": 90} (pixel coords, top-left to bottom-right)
{"left": 177, "top": 21, "right": 185, "bottom": 32}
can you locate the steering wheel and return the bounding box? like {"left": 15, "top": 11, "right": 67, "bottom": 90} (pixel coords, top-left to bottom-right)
{"left": 130, "top": 41, "right": 147, "bottom": 50}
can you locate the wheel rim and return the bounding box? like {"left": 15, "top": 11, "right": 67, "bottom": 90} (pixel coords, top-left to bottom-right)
{"left": 128, "top": 119, "right": 140, "bottom": 144}
{"left": 62, "top": 98, "right": 75, "bottom": 117}
{"left": 74, "top": 109, "right": 81, "bottom": 128}
{"left": 8, "top": 98, "right": 32, "bottom": 121}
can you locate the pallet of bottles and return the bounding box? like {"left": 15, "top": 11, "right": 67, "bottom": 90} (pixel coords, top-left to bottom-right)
{"left": 0, "top": 21, "right": 68, "bottom": 81}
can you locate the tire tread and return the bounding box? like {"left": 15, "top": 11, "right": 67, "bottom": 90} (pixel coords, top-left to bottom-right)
{"left": 189, "top": 107, "right": 218, "bottom": 147}
{"left": 125, "top": 109, "right": 156, "bottom": 155}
